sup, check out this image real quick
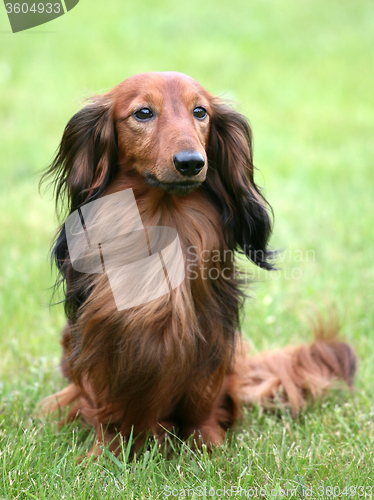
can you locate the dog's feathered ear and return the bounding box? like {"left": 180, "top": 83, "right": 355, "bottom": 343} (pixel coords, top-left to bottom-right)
{"left": 41, "top": 94, "right": 118, "bottom": 316}
{"left": 204, "top": 99, "right": 274, "bottom": 270}
{"left": 44, "top": 94, "right": 117, "bottom": 216}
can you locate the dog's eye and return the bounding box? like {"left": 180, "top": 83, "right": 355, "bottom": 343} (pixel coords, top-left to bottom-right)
{"left": 134, "top": 108, "right": 153, "bottom": 121}
{"left": 193, "top": 106, "right": 207, "bottom": 120}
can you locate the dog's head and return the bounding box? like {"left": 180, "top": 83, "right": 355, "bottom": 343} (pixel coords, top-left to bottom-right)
{"left": 47, "top": 72, "right": 273, "bottom": 269}
{"left": 113, "top": 72, "right": 210, "bottom": 195}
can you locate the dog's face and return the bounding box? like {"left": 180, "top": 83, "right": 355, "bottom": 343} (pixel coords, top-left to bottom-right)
{"left": 112, "top": 72, "right": 211, "bottom": 195}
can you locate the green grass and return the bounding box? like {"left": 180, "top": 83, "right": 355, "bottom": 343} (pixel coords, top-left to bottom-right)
{"left": 1, "top": 0, "right": 373, "bottom": 497}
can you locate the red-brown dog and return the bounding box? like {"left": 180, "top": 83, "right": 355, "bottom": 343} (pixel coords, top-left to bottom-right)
{"left": 42, "top": 72, "right": 356, "bottom": 457}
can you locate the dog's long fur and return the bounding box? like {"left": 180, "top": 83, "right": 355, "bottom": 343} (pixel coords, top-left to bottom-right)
{"left": 42, "top": 72, "right": 356, "bottom": 456}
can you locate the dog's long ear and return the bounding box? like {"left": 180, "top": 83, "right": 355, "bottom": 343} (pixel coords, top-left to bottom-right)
{"left": 204, "top": 99, "right": 274, "bottom": 270}
{"left": 44, "top": 94, "right": 117, "bottom": 217}
{"left": 42, "top": 94, "right": 117, "bottom": 317}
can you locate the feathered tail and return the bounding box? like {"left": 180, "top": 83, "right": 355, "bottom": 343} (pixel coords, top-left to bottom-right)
{"left": 235, "top": 325, "right": 356, "bottom": 414}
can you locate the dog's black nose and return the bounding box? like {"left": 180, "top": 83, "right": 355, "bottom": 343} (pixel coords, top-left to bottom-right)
{"left": 173, "top": 151, "right": 205, "bottom": 177}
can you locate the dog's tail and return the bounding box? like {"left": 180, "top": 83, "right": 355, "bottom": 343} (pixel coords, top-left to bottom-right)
{"left": 235, "top": 320, "right": 356, "bottom": 414}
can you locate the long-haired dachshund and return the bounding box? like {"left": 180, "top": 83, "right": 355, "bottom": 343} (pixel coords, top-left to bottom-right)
{"left": 42, "top": 72, "right": 356, "bottom": 457}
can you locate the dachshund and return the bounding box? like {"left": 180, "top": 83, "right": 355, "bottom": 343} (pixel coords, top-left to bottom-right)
{"left": 41, "top": 72, "right": 356, "bottom": 457}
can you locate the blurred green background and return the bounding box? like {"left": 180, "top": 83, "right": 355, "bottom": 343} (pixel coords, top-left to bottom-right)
{"left": 0, "top": 0, "right": 373, "bottom": 494}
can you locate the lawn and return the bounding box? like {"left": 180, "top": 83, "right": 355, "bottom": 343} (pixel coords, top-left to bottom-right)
{"left": 0, "top": 0, "right": 373, "bottom": 498}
